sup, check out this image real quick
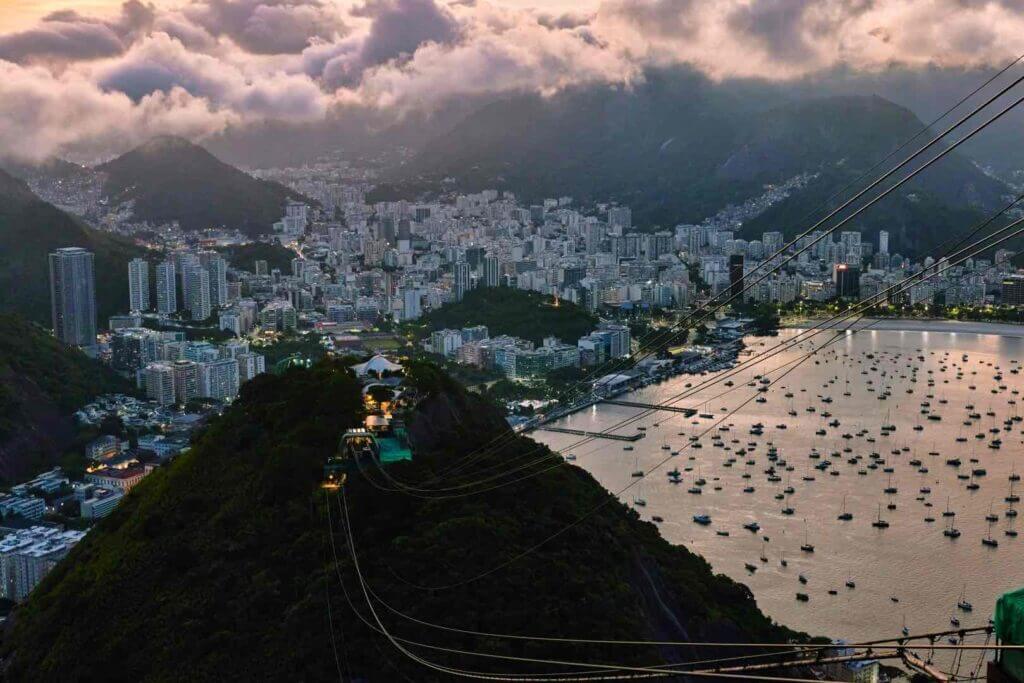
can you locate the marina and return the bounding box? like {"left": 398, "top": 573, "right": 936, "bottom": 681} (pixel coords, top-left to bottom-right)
{"left": 536, "top": 326, "right": 1024, "bottom": 649}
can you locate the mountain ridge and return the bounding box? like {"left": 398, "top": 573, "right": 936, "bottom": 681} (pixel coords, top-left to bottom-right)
{"left": 98, "top": 136, "right": 311, "bottom": 236}
{"left": 385, "top": 81, "right": 1007, "bottom": 255}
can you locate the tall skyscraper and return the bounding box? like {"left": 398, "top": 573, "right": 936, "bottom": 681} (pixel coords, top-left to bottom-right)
{"left": 185, "top": 265, "right": 212, "bottom": 321}
{"left": 608, "top": 206, "right": 631, "bottom": 236}
{"left": 49, "top": 247, "right": 96, "bottom": 348}
{"left": 206, "top": 256, "right": 228, "bottom": 308}
{"left": 171, "top": 360, "right": 200, "bottom": 404}
{"left": 878, "top": 230, "right": 890, "bottom": 255}
{"left": 128, "top": 258, "right": 150, "bottom": 312}
{"left": 728, "top": 254, "right": 745, "bottom": 299}
{"left": 833, "top": 263, "right": 861, "bottom": 300}
{"left": 483, "top": 255, "right": 500, "bottom": 287}
{"left": 155, "top": 261, "right": 177, "bottom": 314}
{"left": 453, "top": 261, "right": 471, "bottom": 302}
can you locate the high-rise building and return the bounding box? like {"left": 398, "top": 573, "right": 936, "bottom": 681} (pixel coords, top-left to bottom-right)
{"left": 878, "top": 230, "right": 890, "bottom": 255}
{"left": 205, "top": 256, "right": 228, "bottom": 309}
{"left": 378, "top": 216, "right": 396, "bottom": 245}
{"left": 48, "top": 247, "right": 96, "bottom": 348}
{"left": 254, "top": 260, "right": 269, "bottom": 277}
{"left": 128, "top": 258, "right": 150, "bottom": 312}
{"left": 833, "top": 264, "right": 861, "bottom": 300}
{"left": 453, "top": 261, "right": 471, "bottom": 302}
{"left": 0, "top": 527, "right": 85, "bottom": 602}
{"left": 401, "top": 287, "right": 422, "bottom": 321}
{"left": 237, "top": 353, "right": 266, "bottom": 383}
{"left": 595, "top": 323, "right": 631, "bottom": 359}
{"left": 172, "top": 360, "right": 200, "bottom": 404}
{"left": 397, "top": 218, "right": 412, "bottom": 242}
{"left": 465, "top": 247, "right": 486, "bottom": 270}
{"left": 1002, "top": 275, "right": 1024, "bottom": 306}
{"left": 155, "top": 261, "right": 177, "bottom": 314}
{"left": 483, "top": 255, "right": 500, "bottom": 287}
{"left": 762, "top": 231, "right": 784, "bottom": 257}
{"left": 142, "top": 362, "right": 176, "bottom": 405}
{"left": 728, "top": 254, "right": 745, "bottom": 299}
{"left": 185, "top": 265, "right": 212, "bottom": 321}
{"left": 608, "top": 206, "right": 631, "bottom": 236}
{"left": 200, "top": 358, "right": 240, "bottom": 400}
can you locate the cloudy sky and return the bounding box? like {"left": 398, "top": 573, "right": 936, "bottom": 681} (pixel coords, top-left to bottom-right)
{"left": 1, "top": 0, "right": 1022, "bottom": 161}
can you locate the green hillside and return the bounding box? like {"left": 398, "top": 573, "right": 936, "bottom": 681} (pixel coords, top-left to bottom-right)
{"left": 389, "top": 72, "right": 1006, "bottom": 251}
{"left": 99, "top": 137, "right": 310, "bottom": 237}
{"left": 0, "top": 314, "right": 132, "bottom": 481}
{"left": 1, "top": 360, "right": 797, "bottom": 680}
{"left": 739, "top": 169, "right": 997, "bottom": 257}
{"left": 0, "top": 168, "right": 147, "bottom": 325}
{"left": 420, "top": 287, "right": 598, "bottom": 346}
{"left": 215, "top": 241, "right": 296, "bottom": 273}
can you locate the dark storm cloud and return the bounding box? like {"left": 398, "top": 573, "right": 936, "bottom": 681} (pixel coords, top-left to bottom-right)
{"left": 318, "top": 0, "right": 461, "bottom": 88}
{"left": 603, "top": 0, "right": 699, "bottom": 39}
{"left": 183, "top": 0, "right": 348, "bottom": 54}
{"left": 355, "top": 0, "right": 460, "bottom": 65}
{"left": 0, "top": 20, "right": 125, "bottom": 63}
{"left": 726, "top": 0, "right": 815, "bottom": 64}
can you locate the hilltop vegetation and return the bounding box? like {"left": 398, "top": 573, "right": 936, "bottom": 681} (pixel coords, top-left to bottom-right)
{"left": 388, "top": 75, "right": 1005, "bottom": 256}
{"left": 0, "top": 168, "right": 147, "bottom": 325}
{"left": 0, "top": 315, "right": 133, "bottom": 482}
{"left": 420, "top": 287, "right": 598, "bottom": 346}
{"left": 99, "top": 137, "right": 309, "bottom": 237}
{"left": 215, "top": 241, "right": 296, "bottom": 273}
{"left": 2, "top": 359, "right": 796, "bottom": 680}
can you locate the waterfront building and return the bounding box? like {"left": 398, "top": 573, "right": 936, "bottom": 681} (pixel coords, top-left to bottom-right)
{"left": 1002, "top": 274, "right": 1024, "bottom": 306}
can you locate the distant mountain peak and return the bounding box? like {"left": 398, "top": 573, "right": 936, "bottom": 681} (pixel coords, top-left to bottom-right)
{"left": 98, "top": 138, "right": 309, "bottom": 236}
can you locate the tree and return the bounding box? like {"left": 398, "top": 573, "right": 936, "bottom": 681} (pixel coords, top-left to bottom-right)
{"left": 367, "top": 385, "right": 395, "bottom": 405}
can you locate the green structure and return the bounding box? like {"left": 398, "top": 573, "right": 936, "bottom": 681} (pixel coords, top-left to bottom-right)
{"left": 995, "top": 587, "right": 1024, "bottom": 681}
{"left": 272, "top": 353, "right": 312, "bottom": 374}
{"left": 326, "top": 427, "right": 412, "bottom": 482}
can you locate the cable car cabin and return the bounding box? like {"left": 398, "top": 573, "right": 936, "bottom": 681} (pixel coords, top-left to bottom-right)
{"left": 325, "top": 429, "right": 381, "bottom": 482}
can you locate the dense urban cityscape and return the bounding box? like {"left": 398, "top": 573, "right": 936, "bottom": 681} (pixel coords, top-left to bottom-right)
{"left": 3, "top": 0, "right": 1024, "bottom": 680}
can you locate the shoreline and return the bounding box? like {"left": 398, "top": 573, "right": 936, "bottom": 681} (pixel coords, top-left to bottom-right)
{"left": 785, "top": 317, "right": 1024, "bottom": 338}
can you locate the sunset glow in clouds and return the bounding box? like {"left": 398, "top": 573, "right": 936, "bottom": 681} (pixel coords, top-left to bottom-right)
{"left": 1, "top": 0, "right": 1022, "bottom": 161}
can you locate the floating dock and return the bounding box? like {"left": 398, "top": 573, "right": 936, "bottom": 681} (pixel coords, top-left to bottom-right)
{"left": 600, "top": 400, "right": 697, "bottom": 416}
{"left": 536, "top": 427, "right": 645, "bottom": 442}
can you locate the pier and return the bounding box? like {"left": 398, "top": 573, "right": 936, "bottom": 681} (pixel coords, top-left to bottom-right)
{"left": 600, "top": 400, "right": 698, "bottom": 416}
{"left": 536, "top": 427, "right": 645, "bottom": 442}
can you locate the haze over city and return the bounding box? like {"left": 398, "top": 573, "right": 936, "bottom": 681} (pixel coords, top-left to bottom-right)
{"left": 3, "top": 1, "right": 1024, "bottom": 681}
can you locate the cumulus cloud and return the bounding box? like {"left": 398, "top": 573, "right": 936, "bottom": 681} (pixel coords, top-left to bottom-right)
{"left": 316, "top": 0, "right": 461, "bottom": 88}
{"left": 0, "top": 60, "right": 238, "bottom": 161}
{"left": 183, "top": 0, "right": 349, "bottom": 54}
{"left": 2, "top": 0, "right": 1024, "bottom": 160}
{"left": 95, "top": 32, "right": 329, "bottom": 120}
{"left": 0, "top": 20, "right": 126, "bottom": 64}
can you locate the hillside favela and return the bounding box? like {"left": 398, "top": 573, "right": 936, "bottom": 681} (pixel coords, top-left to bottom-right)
{"left": 3, "top": 0, "right": 1024, "bottom": 681}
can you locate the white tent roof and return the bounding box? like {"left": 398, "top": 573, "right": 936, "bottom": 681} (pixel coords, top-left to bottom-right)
{"left": 352, "top": 355, "right": 403, "bottom": 377}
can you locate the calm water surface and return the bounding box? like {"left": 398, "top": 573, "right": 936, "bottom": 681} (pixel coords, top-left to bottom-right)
{"left": 536, "top": 328, "right": 1024, "bottom": 651}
